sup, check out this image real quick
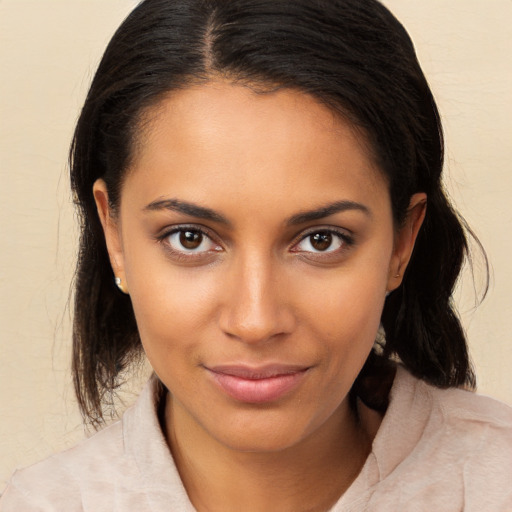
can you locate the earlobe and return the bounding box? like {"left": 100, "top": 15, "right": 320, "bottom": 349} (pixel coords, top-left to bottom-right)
{"left": 92, "top": 179, "right": 127, "bottom": 291}
{"left": 387, "top": 193, "right": 427, "bottom": 292}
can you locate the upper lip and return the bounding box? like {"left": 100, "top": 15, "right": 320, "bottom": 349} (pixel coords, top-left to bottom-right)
{"left": 206, "top": 364, "right": 310, "bottom": 380}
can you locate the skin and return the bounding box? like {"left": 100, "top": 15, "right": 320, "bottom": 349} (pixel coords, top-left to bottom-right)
{"left": 94, "top": 81, "right": 426, "bottom": 512}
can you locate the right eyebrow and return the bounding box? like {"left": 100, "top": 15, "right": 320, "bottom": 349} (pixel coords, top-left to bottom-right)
{"left": 143, "top": 198, "right": 231, "bottom": 226}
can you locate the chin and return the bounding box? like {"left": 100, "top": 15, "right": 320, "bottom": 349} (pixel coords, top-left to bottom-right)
{"left": 210, "top": 421, "right": 312, "bottom": 454}
{"left": 197, "top": 398, "right": 344, "bottom": 455}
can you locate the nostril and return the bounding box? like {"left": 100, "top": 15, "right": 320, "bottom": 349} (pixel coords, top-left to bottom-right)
{"left": 218, "top": 301, "right": 296, "bottom": 345}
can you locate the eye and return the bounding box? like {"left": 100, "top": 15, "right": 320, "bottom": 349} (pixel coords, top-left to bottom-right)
{"left": 165, "top": 227, "right": 221, "bottom": 254}
{"left": 293, "top": 230, "right": 351, "bottom": 254}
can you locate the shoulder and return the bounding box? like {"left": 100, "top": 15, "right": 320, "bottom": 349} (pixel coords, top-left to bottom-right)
{"left": 425, "top": 376, "right": 512, "bottom": 505}
{"left": 419, "top": 372, "right": 512, "bottom": 456}
{"left": 0, "top": 420, "right": 127, "bottom": 511}
{"left": 390, "top": 365, "right": 512, "bottom": 439}
{"left": 370, "top": 367, "right": 512, "bottom": 510}
{"left": 431, "top": 378, "right": 512, "bottom": 426}
{"left": 0, "top": 376, "right": 188, "bottom": 512}
{"left": 0, "top": 377, "right": 167, "bottom": 512}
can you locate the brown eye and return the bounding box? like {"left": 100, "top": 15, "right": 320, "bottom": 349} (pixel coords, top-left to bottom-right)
{"left": 165, "top": 228, "right": 220, "bottom": 255}
{"left": 180, "top": 230, "right": 203, "bottom": 249}
{"left": 293, "top": 230, "right": 346, "bottom": 254}
{"left": 310, "top": 232, "right": 333, "bottom": 251}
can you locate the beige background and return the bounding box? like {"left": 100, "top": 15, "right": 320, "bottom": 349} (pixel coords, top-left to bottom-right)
{"left": 1, "top": 0, "right": 511, "bottom": 488}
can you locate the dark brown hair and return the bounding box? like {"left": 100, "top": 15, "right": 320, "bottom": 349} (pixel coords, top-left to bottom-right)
{"left": 70, "top": 0, "right": 484, "bottom": 425}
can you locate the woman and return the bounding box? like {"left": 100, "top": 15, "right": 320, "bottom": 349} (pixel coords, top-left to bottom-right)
{"left": 1, "top": 0, "right": 511, "bottom": 510}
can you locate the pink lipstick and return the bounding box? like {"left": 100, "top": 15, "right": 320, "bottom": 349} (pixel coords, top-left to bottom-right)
{"left": 206, "top": 364, "right": 309, "bottom": 404}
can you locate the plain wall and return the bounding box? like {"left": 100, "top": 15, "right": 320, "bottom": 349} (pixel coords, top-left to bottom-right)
{"left": 1, "top": 0, "right": 511, "bottom": 487}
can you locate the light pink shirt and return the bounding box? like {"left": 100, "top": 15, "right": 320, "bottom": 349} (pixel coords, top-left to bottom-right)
{"left": 1, "top": 367, "right": 511, "bottom": 511}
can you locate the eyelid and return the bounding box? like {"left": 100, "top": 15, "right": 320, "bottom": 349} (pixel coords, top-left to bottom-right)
{"left": 154, "top": 223, "right": 354, "bottom": 261}
{"left": 289, "top": 226, "right": 355, "bottom": 255}
{"left": 156, "top": 224, "right": 224, "bottom": 258}
{"left": 156, "top": 223, "right": 219, "bottom": 241}
{"left": 291, "top": 226, "right": 354, "bottom": 245}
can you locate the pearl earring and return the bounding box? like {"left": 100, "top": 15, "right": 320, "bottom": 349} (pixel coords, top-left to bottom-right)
{"left": 115, "top": 276, "right": 128, "bottom": 294}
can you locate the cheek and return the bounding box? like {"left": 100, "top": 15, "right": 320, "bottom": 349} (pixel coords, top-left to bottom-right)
{"left": 293, "top": 250, "right": 390, "bottom": 367}
{"left": 305, "top": 283, "right": 384, "bottom": 364}
{"left": 122, "top": 243, "right": 221, "bottom": 358}
{"left": 128, "top": 276, "right": 222, "bottom": 388}
{"left": 296, "top": 256, "right": 389, "bottom": 329}
{"left": 132, "top": 277, "right": 217, "bottom": 331}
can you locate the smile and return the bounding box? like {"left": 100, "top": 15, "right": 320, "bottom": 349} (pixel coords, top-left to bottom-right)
{"left": 205, "top": 364, "right": 310, "bottom": 404}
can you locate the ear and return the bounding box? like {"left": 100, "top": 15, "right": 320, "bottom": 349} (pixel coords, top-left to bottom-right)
{"left": 387, "top": 192, "right": 427, "bottom": 293}
{"left": 93, "top": 179, "right": 128, "bottom": 293}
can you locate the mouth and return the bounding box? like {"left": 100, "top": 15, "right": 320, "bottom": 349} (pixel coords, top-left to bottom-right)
{"left": 205, "top": 364, "right": 310, "bottom": 404}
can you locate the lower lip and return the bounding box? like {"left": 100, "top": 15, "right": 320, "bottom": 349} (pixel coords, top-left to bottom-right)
{"left": 208, "top": 370, "right": 308, "bottom": 404}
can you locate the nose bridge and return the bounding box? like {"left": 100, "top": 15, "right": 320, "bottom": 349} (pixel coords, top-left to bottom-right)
{"left": 220, "top": 249, "right": 294, "bottom": 343}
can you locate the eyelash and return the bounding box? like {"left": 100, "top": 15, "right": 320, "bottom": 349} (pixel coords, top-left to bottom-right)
{"left": 290, "top": 228, "right": 355, "bottom": 257}
{"left": 156, "top": 225, "right": 355, "bottom": 261}
{"left": 156, "top": 225, "right": 222, "bottom": 261}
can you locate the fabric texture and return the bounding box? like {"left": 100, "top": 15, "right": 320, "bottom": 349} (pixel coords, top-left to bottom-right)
{"left": 1, "top": 366, "right": 511, "bottom": 511}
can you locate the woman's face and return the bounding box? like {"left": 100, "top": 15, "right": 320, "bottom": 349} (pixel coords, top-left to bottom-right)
{"left": 95, "top": 82, "right": 424, "bottom": 453}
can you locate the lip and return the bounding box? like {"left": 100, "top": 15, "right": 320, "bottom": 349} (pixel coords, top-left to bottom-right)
{"left": 205, "top": 364, "right": 310, "bottom": 404}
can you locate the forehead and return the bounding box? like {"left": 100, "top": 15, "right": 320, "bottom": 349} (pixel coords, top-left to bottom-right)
{"left": 124, "top": 81, "right": 389, "bottom": 217}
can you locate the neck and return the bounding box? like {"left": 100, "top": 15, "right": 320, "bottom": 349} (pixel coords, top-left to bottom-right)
{"left": 165, "top": 395, "right": 375, "bottom": 512}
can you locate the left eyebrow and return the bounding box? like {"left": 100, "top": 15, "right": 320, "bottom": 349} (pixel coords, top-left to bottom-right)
{"left": 286, "top": 200, "right": 372, "bottom": 226}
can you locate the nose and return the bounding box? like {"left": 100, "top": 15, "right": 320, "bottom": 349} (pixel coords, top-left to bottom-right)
{"left": 218, "top": 254, "right": 296, "bottom": 344}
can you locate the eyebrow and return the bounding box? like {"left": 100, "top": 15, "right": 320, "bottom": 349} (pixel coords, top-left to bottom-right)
{"left": 286, "top": 200, "right": 371, "bottom": 225}
{"left": 143, "top": 198, "right": 231, "bottom": 225}
{"left": 144, "top": 197, "right": 371, "bottom": 227}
